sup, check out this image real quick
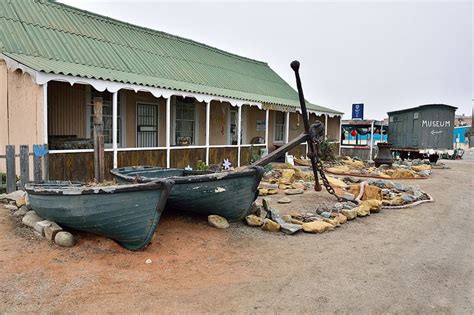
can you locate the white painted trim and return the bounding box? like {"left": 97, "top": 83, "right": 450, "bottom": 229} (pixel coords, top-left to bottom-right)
{"left": 49, "top": 144, "right": 265, "bottom": 155}
{"left": 112, "top": 91, "right": 118, "bottom": 168}
{"left": 205, "top": 101, "right": 210, "bottom": 165}
{"left": 324, "top": 114, "right": 328, "bottom": 140}
{"left": 369, "top": 120, "right": 375, "bottom": 161}
{"left": 172, "top": 97, "right": 199, "bottom": 146}
{"left": 265, "top": 109, "right": 270, "bottom": 151}
{"left": 165, "top": 97, "right": 171, "bottom": 168}
{"left": 118, "top": 147, "right": 166, "bottom": 151}
{"left": 237, "top": 106, "right": 242, "bottom": 167}
{"left": 42, "top": 83, "right": 48, "bottom": 144}
{"left": 285, "top": 111, "right": 290, "bottom": 143}
{"left": 338, "top": 117, "right": 342, "bottom": 156}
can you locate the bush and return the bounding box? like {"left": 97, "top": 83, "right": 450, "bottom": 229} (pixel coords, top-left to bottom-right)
{"left": 319, "top": 139, "right": 336, "bottom": 161}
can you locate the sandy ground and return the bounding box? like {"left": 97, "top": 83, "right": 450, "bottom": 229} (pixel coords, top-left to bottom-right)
{"left": 0, "top": 158, "right": 473, "bottom": 314}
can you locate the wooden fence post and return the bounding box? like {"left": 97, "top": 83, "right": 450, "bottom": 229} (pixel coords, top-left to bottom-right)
{"left": 33, "top": 155, "right": 42, "bottom": 182}
{"left": 93, "top": 97, "right": 104, "bottom": 182}
{"left": 19, "top": 145, "right": 29, "bottom": 189}
{"left": 6, "top": 145, "right": 16, "bottom": 193}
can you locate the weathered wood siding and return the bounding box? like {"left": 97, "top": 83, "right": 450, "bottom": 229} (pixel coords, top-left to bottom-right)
{"left": 170, "top": 148, "right": 206, "bottom": 168}
{"left": 327, "top": 116, "right": 340, "bottom": 141}
{"left": 49, "top": 149, "right": 167, "bottom": 182}
{"left": 48, "top": 81, "right": 87, "bottom": 138}
{"left": 209, "top": 147, "right": 238, "bottom": 165}
{"left": 209, "top": 101, "right": 231, "bottom": 145}
{"left": 124, "top": 90, "right": 166, "bottom": 147}
{"left": 245, "top": 106, "right": 266, "bottom": 144}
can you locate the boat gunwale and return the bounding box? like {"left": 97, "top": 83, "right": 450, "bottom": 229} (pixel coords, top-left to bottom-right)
{"left": 110, "top": 166, "right": 265, "bottom": 186}
{"left": 25, "top": 179, "right": 175, "bottom": 196}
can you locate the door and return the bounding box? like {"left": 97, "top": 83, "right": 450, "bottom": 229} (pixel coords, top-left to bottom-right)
{"left": 137, "top": 103, "right": 158, "bottom": 147}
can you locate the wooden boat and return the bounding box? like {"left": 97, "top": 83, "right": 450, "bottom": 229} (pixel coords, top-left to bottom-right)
{"left": 24, "top": 180, "right": 173, "bottom": 251}
{"left": 110, "top": 166, "right": 265, "bottom": 222}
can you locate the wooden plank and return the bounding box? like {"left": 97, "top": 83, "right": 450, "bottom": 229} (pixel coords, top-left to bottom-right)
{"left": 93, "top": 97, "right": 104, "bottom": 182}
{"left": 19, "top": 145, "right": 29, "bottom": 189}
{"left": 34, "top": 154, "right": 42, "bottom": 182}
{"left": 118, "top": 150, "right": 166, "bottom": 168}
{"left": 6, "top": 145, "right": 16, "bottom": 193}
{"left": 170, "top": 148, "right": 205, "bottom": 169}
{"left": 209, "top": 147, "right": 238, "bottom": 166}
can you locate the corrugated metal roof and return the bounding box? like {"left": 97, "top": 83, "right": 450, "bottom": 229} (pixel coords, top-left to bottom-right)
{"left": 0, "top": 0, "right": 342, "bottom": 114}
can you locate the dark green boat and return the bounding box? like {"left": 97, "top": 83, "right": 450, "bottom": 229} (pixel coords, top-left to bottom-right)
{"left": 25, "top": 180, "right": 173, "bottom": 251}
{"left": 110, "top": 166, "right": 265, "bottom": 222}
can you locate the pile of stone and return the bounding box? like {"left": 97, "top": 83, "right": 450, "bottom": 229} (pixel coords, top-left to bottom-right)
{"left": 258, "top": 163, "right": 314, "bottom": 199}
{"left": 245, "top": 177, "right": 431, "bottom": 235}
{"left": 0, "top": 191, "right": 75, "bottom": 247}
{"left": 325, "top": 157, "right": 432, "bottom": 179}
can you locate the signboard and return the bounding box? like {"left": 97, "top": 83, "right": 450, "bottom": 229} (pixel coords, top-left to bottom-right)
{"left": 352, "top": 103, "right": 364, "bottom": 120}
{"left": 256, "top": 120, "right": 266, "bottom": 131}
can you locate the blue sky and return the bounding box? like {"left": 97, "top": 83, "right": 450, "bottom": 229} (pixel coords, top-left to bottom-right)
{"left": 61, "top": 0, "right": 473, "bottom": 119}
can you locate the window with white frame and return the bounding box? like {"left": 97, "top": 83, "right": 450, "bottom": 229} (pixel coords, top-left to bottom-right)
{"left": 87, "top": 87, "right": 122, "bottom": 147}
{"left": 175, "top": 97, "right": 196, "bottom": 146}
{"left": 274, "top": 111, "right": 286, "bottom": 142}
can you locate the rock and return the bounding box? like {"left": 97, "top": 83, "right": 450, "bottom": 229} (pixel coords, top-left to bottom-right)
{"left": 278, "top": 169, "right": 295, "bottom": 185}
{"left": 325, "top": 176, "right": 348, "bottom": 189}
{"left": 0, "top": 193, "right": 6, "bottom": 201}
{"left": 342, "top": 202, "right": 356, "bottom": 210}
{"left": 412, "top": 164, "right": 431, "bottom": 172}
{"left": 4, "top": 190, "right": 26, "bottom": 201}
{"left": 285, "top": 188, "right": 303, "bottom": 195}
{"left": 360, "top": 199, "right": 383, "bottom": 213}
{"left": 258, "top": 188, "right": 268, "bottom": 196}
{"left": 378, "top": 164, "right": 391, "bottom": 170}
{"left": 282, "top": 214, "right": 293, "bottom": 222}
{"left": 44, "top": 222, "right": 63, "bottom": 241}
{"left": 341, "top": 192, "right": 355, "bottom": 201}
{"left": 278, "top": 197, "right": 291, "bottom": 204}
{"left": 323, "top": 218, "right": 340, "bottom": 227}
{"left": 256, "top": 208, "right": 268, "bottom": 219}
{"left": 34, "top": 220, "right": 52, "bottom": 236}
{"left": 417, "top": 170, "right": 431, "bottom": 177}
{"left": 22, "top": 211, "right": 44, "bottom": 228}
{"left": 302, "top": 220, "right": 335, "bottom": 233}
{"left": 145, "top": 259, "right": 152, "bottom": 264}
{"left": 249, "top": 203, "right": 261, "bottom": 215}
{"left": 245, "top": 215, "right": 264, "bottom": 227}
{"left": 388, "top": 196, "right": 405, "bottom": 206}
{"left": 291, "top": 182, "right": 305, "bottom": 190}
{"left": 354, "top": 204, "right": 371, "bottom": 217}
{"left": 258, "top": 182, "right": 279, "bottom": 190}
{"left": 54, "top": 231, "right": 75, "bottom": 247}
{"left": 13, "top": 206, "right": 28, "bottom": 217}
{"left": 278, "top": 184, "right": 292, "bottom": 190}
{"left": 3, "top": 204, "right": 18, "bottom": 211}
{"left": 266, "top": 189, "right": 277, "bottom": 195}
{"left": 402, "top": 194, "right": 416, "bottom": 204}
{"left": 279, "top": 222, "right": 303, "bottom": 234}
{"left": 320, "top": 211, "right": 332, "bottom": 218}
{"left": 208, "top": 215, "right": 229, "bottom": 229}
{"left": 393, "top": 183, "right": 407, "bottom": 191}
{"left": 341, "top": 209, "right": 358, "bottom": 220}
{"left": 15, "top": 196, "right": 26, "bottom": 208}
{"left": 335, "top": 213, "right": 347, "bottom": 224}
{"left": 261, "top": 219, "right": 280, "bottom": 232}
{"left": 332, "top": 202, "right": 344, "bottom": 211}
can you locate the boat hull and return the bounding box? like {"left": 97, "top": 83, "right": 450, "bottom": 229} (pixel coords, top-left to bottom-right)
{"left": 25, "top": 181, "right": 173, "bottom": 250}
{"left": 111, "top": 166, "right": 265, "bottom": 222}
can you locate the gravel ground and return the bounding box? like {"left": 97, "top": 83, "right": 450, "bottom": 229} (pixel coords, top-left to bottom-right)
{"left": 0, "top": 158, "right": 472, "bottom": 313}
